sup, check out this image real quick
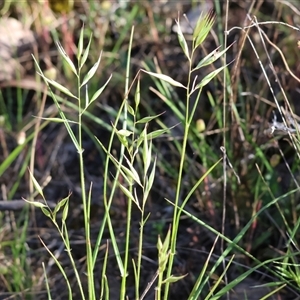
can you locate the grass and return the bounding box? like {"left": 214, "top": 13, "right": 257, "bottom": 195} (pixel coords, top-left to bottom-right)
{"left": 1, "top": 0, "right": 300, "bottom": 299}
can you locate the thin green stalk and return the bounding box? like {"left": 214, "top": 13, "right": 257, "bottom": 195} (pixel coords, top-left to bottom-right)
{"left": 135, "top": 183, "right": 151, "bottom": 299}
{"left": 134, "top": 161, "right": 144, "bottom": 299}
{"left": 39, "top": 237, "right": 73, "bottom": 300}
{"left": 92, "top": 97, "right": 127, "bottom": 278}
{"left": 120, "top": 25, "right": 135, "bottom": 300}
{"left": 60, "top": 222, "right": 86, "bottom": 300}
{"left": 93, "top": 26, "right": 135, "bottom": 299}
{"left": 163, "top": 51, "right": 194, "bottom": 299}
{"left": 133, "top": 118, "right": 141, "bottom": 300}
{"left": 92, "top": 29, "right": 136, "bottom": 280}
{"left": 135, "top": 212, "right": 144, "bottom": 299}
{"left": 131, "top": 82, "right": 149, "bottom": 299}
{"left": 121, "top": 171, "right": 133, "bottom": 296}
{"left": 36, "top": 203, "right": 85, "bottom": 300}
{"left": 156, "top": 267, "right": 164, "bottom": 300}
{"left": 77, "top": 68, "right": 95, "bottom": 300}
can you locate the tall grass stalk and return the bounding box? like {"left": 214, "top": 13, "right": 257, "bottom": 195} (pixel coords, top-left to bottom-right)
{"left": 140, "top": 11, "right": 231, "bottom": 298}
{"left": 27, "top": 26, "right": 111, "bottom": 299}
{"left": 120, "top": 25, "right": 135, "bottom": 299}
{"left": 154, "top": 11, "right": 230, "bottom": 299}
{"left": 90, "top": 30, "right": 139, "bottom": 292}
{"left": 76, "top": 42, "right": 95, "bottom": 300}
